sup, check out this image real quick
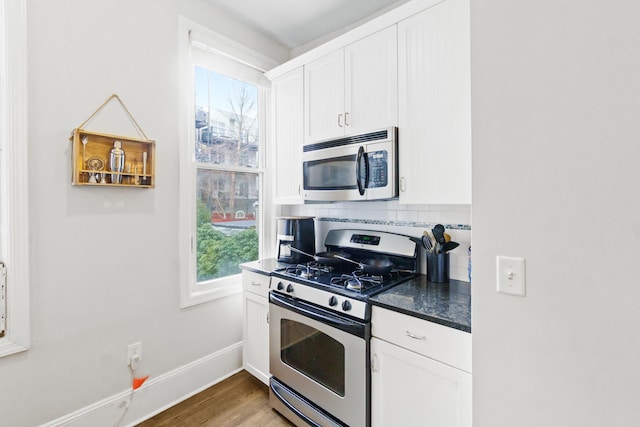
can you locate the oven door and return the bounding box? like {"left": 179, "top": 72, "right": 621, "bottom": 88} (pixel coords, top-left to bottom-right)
{"left": 269, "top": 292, "right": 369, "bottom": 427}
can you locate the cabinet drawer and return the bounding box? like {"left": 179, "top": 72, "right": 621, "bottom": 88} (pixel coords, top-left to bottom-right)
{"left": 242, "top": 271, "right": 271, "bottom": 298}
{"left": 371, "top": 306, "right": 471, "bottom": 373}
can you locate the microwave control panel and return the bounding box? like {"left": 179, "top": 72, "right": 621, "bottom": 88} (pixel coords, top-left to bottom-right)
{"left": 366, "top": 150, "right": 388, "bottom": 188}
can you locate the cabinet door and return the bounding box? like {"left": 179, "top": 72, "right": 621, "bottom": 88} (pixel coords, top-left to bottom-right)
{"left": 345, "top": 25, "right": 398, "bottom": 135}
{"left": 304, "top": 49, "right": 345, "bottom": 143}
{"left": 242, "top": 292, "right": 270, "bottom": 385}
{"left": 398, "top": 0, "right": 471, "bottom": 204}
{"left": 272, "top": 67, "right": 304, "bottom": 204}
{"left": 371, "top": 337, "right": 472, "bottom": 427}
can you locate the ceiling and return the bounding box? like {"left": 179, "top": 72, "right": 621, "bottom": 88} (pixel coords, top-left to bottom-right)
{"left": 205, "top": 0, "right": 410, "bottom": 50}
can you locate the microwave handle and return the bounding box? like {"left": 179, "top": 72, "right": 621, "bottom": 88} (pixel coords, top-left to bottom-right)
{"left": 356, "top": 146, "right": 367, "bottom": 196}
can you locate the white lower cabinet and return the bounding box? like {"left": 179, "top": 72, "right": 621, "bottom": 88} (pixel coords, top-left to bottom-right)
{"left": 371, "top": 307, "right": 472, "bottom": 427}
{"left": 242, "top": 271, "right": 270, "bottom": 385}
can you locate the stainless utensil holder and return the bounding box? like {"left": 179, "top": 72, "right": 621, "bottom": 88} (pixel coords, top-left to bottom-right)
{"left": 427, "top": 253, "right": 449, "bottom": 283}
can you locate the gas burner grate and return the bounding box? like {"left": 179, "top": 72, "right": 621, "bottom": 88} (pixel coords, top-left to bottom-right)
{"left": 285, "top": 263, "right": 332, "bottom": 279}
{"left": 330, "top": 272, "right": 384, "bottom": 291}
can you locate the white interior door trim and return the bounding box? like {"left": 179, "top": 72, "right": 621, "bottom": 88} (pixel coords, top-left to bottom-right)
{"left": 0, "top": 0, "right": 30, "bottom": 357}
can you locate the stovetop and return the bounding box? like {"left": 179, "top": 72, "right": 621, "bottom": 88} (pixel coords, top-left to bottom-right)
{"left": 269, "top": 229, "right": 419, "bottom": 320}
{"left": 272, "top": 262, "right": 417, "bottom": 300}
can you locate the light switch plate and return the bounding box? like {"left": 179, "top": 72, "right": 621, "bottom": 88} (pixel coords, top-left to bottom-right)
{"left": 497, "top": 256, "right": 526, "bottom": 296}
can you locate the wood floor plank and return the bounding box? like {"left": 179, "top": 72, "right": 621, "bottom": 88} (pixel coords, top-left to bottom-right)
{"left": 136, "top": 370, "right": 294, "bottom": 427}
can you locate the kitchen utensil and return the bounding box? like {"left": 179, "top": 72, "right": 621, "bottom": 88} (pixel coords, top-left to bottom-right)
{"left": 81, "top": 136, "right": 88, "bottom": 168}
{"left": 422, "top": 235, "right": 433, "bottom": 252}
{"left": 86, "top": 157, "right": 103, "bottom": 184}
{"left": 444, "top": 232, "right": 451, "bottom": 242}
{"left": 432, "top": 224, "right": 446, "bottom": 252}
{"left": 142, "top": 151, "right": 148, "bottom": 185}
{"left": 432, "top": 224, "right": 446, "bottom": 243}
{"left": 289, "top": 247, "right": 351, "bottom": 265}
{"left": 441, "top": 241, "right": 460, "bottom": 253}
{"left": 109, "top": 140, "right": 126, "bottom": 184}
{"left": 334, "top": 254, "right": 394, "bottom": 275}
{"left": 422, "top": 230, "right": 436, "bottom": 251}
{"left": 133, "top": 160, "right": 139, "bottom": 185}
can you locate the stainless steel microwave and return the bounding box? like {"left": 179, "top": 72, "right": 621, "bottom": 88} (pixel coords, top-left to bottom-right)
{"left": 302, "top": 127, "right": 398, "bottom": 202}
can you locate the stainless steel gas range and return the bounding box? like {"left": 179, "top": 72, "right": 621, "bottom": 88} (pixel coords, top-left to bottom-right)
{"left": 269, "top": 229, "right": 419, "bottom": 427}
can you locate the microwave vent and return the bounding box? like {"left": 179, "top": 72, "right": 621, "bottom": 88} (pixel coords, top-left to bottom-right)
{"left": 303, "top": 129, "right": 389, "bottom": 152}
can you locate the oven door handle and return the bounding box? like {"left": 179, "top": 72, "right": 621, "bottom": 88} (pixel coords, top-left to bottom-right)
{"left": 270, "top": 292, "right": 367, "bottom": 338}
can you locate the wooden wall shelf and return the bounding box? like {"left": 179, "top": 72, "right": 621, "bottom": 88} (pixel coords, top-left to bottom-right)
{"left": 70, "top": 129, "right": 155, "bottom": 188}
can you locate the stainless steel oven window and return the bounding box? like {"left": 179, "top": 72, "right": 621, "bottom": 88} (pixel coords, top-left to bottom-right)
{"left": 280, "top": 319, "right": 346, "bottom": 396}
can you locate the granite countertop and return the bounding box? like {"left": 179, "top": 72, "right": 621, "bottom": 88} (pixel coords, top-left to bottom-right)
{"left": 240, "top": 258, "right": 291, "bottom": 275}
{"left": 369, "top": 275, "right": 471, "bottom": 333}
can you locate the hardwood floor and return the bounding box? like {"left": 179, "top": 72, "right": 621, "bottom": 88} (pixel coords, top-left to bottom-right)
{"left": 137, "top": 370, "right": 294, "bottom": 427}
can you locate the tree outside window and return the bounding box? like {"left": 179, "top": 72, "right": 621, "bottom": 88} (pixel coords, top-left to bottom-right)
{"left": 194, "top": 67, "right": 260, "bottom": 282}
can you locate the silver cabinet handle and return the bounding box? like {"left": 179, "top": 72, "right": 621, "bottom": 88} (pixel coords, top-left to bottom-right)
{"left": 338, "top": 113, "right": 343, "bottom": 127}
{"left": 405, "top": 330, "right": 426, "bottom": 340}
{"left": 344, "top": 112, "right": 350, "bottom": 126}
{"left": 400, "top": 176, "right": 406, "bottom": 192}
{"left": 251, "top": 281, "right": 261, "bottom": 286}
{"left": 372, "top": 353, "right": 379, "bottom": 372}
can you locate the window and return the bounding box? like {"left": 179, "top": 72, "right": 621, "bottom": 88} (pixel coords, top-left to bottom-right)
{"left": 179, "top": 18, "right": 272, "bottom": 306}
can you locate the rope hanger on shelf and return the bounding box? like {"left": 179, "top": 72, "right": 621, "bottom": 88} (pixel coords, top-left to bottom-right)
{"left": 77, "top": 93, "right": 150, "bottom": 141}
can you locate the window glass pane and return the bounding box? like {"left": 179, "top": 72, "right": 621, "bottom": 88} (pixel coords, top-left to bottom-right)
{"left": 196, "top": 169, "right": 259, "bottom": 281}
{"left": 194, "top": 66, "right": 259, "bottom": 167}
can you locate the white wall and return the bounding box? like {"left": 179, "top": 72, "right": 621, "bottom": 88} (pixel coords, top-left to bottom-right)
{"left": 0, "top": 1, "right": 288, "bottom": 426}
{"left": 472, "top": 1, "right": 640, "bottom": 426}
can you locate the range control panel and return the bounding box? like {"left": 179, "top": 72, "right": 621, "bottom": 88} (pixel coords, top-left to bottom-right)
{"left": 270, "top": 277, "right": 368, "bottom": 320}
{"left": 350, "top": 234, "right": 381, "bottom": 246}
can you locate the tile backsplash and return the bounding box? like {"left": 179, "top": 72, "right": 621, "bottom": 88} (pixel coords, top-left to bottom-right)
{"left": 281, "top": 201, "right": 472, "bottom": 282}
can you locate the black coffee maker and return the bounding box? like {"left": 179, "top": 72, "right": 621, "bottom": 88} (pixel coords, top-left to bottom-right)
{"left": 276, "top": 217, "right": 315, "bottom": 264}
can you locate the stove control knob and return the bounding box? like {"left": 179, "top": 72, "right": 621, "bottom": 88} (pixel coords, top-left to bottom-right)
{"left": 277, "top": 282, "right": 284, "bottom": 291}
{"left": 329, "top": 296, "right": 338, "bottom": 307}
{"left": 342, "top": 300, "right": 352, "bottom": 312}
{"left": 286, "top": 284, "right": 294, "bottom": 293}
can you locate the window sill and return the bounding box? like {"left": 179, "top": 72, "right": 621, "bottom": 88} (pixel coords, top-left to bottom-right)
{"left": 180, "top": 276, "right": 243, "bottom": 308}
{"left": 0, "top": 339, "right": 28, "bottom": 358}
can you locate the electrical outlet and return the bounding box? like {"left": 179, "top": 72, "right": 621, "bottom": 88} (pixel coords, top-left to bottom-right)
{"left": 127, "top": 341, "right": 142, "bottom": 366}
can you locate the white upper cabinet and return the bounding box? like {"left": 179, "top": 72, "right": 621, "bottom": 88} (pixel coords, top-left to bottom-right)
{"left": 344, "top": 25, "right": 398, "bottom": 136}
{"left": 304, "top": 26, "right": 398, "bottom": 143}
{"left": 304, "top": 49, "right": 344, "bottom": 143}
{"left": 398, "top": 0, "right": 471, "bottom": 204}
{"left": 272, "top": 67, "right": 304, "bottom": 204}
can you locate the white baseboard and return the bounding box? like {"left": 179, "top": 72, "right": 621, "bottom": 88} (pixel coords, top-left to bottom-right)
{"left": 40, "top": 341, "right": 243, "bottom": 427}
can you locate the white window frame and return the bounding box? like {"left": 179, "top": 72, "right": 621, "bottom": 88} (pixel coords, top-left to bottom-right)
{"left": 0, "top": 0, "right": 30, "bottom": 357}
{"left": 178, "top": 17, "right": 276, "bottom": 307}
